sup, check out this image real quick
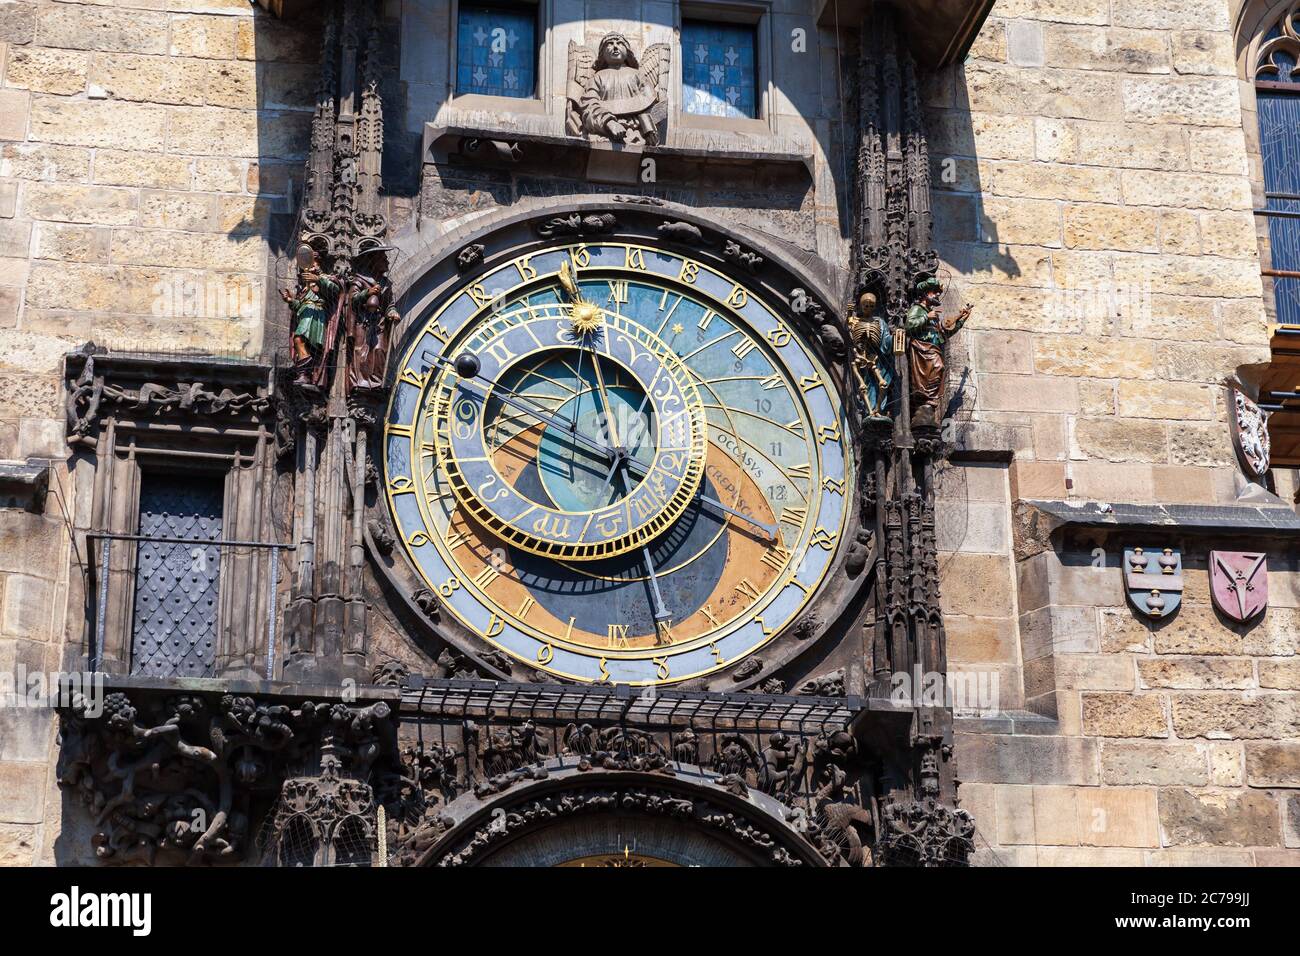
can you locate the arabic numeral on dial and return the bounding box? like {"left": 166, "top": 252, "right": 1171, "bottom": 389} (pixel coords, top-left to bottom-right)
{"left": 755, "top": 398, "right": 772, "bottom": 414}
{"left": 766, "top": 484, "right": 788, "bottom": 501}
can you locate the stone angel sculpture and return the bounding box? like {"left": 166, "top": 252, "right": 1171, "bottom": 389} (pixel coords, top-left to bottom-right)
{"left": 566, "top": 32, "right": 671, "bottom": 146}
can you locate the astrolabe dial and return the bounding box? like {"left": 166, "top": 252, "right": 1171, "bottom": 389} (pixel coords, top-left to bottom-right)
{"left": 385, "top": 241, "right": 851, "bottom": 685}
{"left": 429, "top": 309, "right": 709, "bottom": 561}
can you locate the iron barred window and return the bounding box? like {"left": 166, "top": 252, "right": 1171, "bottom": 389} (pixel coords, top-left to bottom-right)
{"left": 681, "top": 20, "right": 757, "bottom": 119}
{"left": 455, "top": 2, "right": 537, "bottom": 99}
{"left": 130, "top": 474, "right": 225, "bottom": 679}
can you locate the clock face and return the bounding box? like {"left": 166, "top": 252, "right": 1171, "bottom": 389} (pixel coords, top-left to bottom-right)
{"left": 385, "top": 242, "right": 851, "bottom": 685}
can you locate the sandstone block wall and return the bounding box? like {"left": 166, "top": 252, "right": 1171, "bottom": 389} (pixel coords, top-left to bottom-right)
{"left": 932, "top": 0, "right": 1272, "bottom": 507}
{"left": 0, "top": 0, "right": 318, "bottom": 466}
{"left": 0, "top": 0, "right": 321, "bottom": 866}
{"left": 943, "top": 0, "right": 1299, "bottom": 866}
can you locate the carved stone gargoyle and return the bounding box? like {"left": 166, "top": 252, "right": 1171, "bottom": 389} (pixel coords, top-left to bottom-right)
{"left": 565, "top": 33, "right": 670, "bottom": 146}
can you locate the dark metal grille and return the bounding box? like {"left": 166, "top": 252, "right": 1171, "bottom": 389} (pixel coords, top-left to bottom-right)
{"left": 130, "top": 475, "right": 224, "bottom": 678}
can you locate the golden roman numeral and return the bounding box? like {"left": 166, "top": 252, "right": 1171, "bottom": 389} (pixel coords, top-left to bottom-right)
{"left": 697, "top": 310, "right": 715, "bottom": 332}
{"left": 788, "top": 463, "right": 811, "bottom": 481}
{"left": 518, "top": 596, "right": 536, "bottom": 619}
{"left": 398, "top": 367, "right": 428, "bottom": 388}
{"left": 731, "top": 338, "right": 756, "bottom": 360}
{"left": 472, "top": 565, "right": 501, "bottom": 589}
{"left": 780, "top": 506, "right": 808, "bottom": 528}
{"left": 762, "top": 546, "right": 792, "bottom": 571}
{"left": 607, "top": 279, "right": 629, "bottom": 304}
{"left": 734, "top": 578, "right": 761, "bottom": 601}
{"left": 799, "top": 375, "right": 824, "bottom": 393}
{"left": 608, "top": 623, "right": 631, "bottom": 648}
{"left": 760, "top": 374, "right": 783, "bottom": 390}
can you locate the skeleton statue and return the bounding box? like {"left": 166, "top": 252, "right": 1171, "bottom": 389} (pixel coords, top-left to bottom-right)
{"left": 566, "top": 33, "right": 671, "bottom": 146}
{"left": 846, "top": 291, "right": 894, "bottom": 421}
{"left": 905, "top": 276, "right": 971, "bottom": 425}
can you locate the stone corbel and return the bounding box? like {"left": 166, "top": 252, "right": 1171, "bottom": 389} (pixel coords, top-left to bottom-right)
{"left": 0, "top": 459, "right": 50, "bottom": 513}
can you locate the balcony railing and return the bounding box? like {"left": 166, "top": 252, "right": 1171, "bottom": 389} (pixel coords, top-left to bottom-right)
{"left": 86, "top": 532, "right": 292, "bottom": 680}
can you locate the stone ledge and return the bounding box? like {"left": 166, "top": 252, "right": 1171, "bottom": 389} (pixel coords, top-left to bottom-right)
{"left": 0, "top": 460, "right": 50, "bottom": 514}
{"left": 1014, "top": 498, "right": 1300, "bottom": 558}
{"left": 423, "top": 121, "right": 815, "bottom": 185}
{"left": 92, "top": 673, "right": 402, "bottom": 704}
{"left": 955, "top": 710, "right": 1061, "bottom": 736}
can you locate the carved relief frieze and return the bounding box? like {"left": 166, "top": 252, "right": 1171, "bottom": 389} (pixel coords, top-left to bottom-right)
{"left": 58, "top": 687, "right": 398, "bottom": 866}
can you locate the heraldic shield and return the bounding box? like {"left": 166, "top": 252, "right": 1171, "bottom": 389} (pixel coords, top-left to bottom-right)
{"left": 1124, "top": 547, "right": 1184, "bottom": 619}
{"left": 1210, "top": 551, "right": 1268, "bottom": 623}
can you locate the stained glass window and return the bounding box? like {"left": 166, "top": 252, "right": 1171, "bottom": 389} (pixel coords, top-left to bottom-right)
{"left": 1257, "top": 20, "right": 1300, "bottom": 325}
{"left": 455, "top": 3, "right": 536, "bottom": 99}
{"left": 682, "top": 21, "right": 758, "bottom": 119}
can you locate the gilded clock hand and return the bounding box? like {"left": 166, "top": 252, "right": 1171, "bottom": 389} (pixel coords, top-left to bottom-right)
{"left": 611, "top": 450, "right": 778, "bottom": 540}
{"left": 584, "top": 332, "right": 624, "bottom": 454}
{"left": 443, "top": 352, "right": 618, "bottom": 461}
{"left": 607, "top": 453, "right": 672, "bottom": 627}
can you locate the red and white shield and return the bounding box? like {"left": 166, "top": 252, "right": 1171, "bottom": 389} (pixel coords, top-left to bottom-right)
{"left": 1209, "top": 552, "right": 1268, "bottom": 623}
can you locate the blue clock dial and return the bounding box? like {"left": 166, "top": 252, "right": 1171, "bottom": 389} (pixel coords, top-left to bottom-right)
{"left": 385, "top": 243, "right": 850, "bottom": 685}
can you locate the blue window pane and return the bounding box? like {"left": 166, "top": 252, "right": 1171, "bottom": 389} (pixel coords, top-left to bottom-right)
{"left": 682, "top": 21, "right": 757, "bottom": 119}
{"left": 456, "top": 4, "right": 536, "bottom": 98}
{"left": 1260, "top": 90, "right": 1300, "bottom": 324}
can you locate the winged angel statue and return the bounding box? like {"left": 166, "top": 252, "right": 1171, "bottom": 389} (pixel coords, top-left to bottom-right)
{"left": 566, "top": 33, "right": 671, "bottom": 146}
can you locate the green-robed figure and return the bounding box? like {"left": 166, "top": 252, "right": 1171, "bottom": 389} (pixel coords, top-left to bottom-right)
{"left": 282, "top": 244, "right": 340, "bottom": 387}
{"left": 905, "top": 276, "right": 971, "bottom": 424}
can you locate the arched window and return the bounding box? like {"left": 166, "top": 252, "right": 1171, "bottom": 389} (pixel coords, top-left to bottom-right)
{"left": 1255, "top": 7, "right": 1300, "bottom": 326}
{"left": 1241, "top": 2, "right": 1300, "bottom": 474}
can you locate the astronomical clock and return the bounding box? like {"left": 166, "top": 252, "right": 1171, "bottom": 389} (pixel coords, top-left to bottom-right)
{"left": 384, "top": 238, "right": 851, "bottom": 686}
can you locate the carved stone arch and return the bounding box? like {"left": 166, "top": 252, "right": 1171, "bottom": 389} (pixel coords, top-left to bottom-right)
{"left": 387, "top": 196, "right": 847, "bottom": 363}
{"left": 1235, "top": 0, "right": 1300, "bottom": 74}
{"left": 366, "top": 197, "right": 876, "bottom": 689}
{"left": 415, "top": 766, "right": 828, "bottom": 868}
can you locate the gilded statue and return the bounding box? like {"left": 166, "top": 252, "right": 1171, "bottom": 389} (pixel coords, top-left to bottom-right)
{"left": 566, "top": 33, "right": 670, "bottom": 146}
{"left": 905, "top": 277, "right": 971, "bottom": 425}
